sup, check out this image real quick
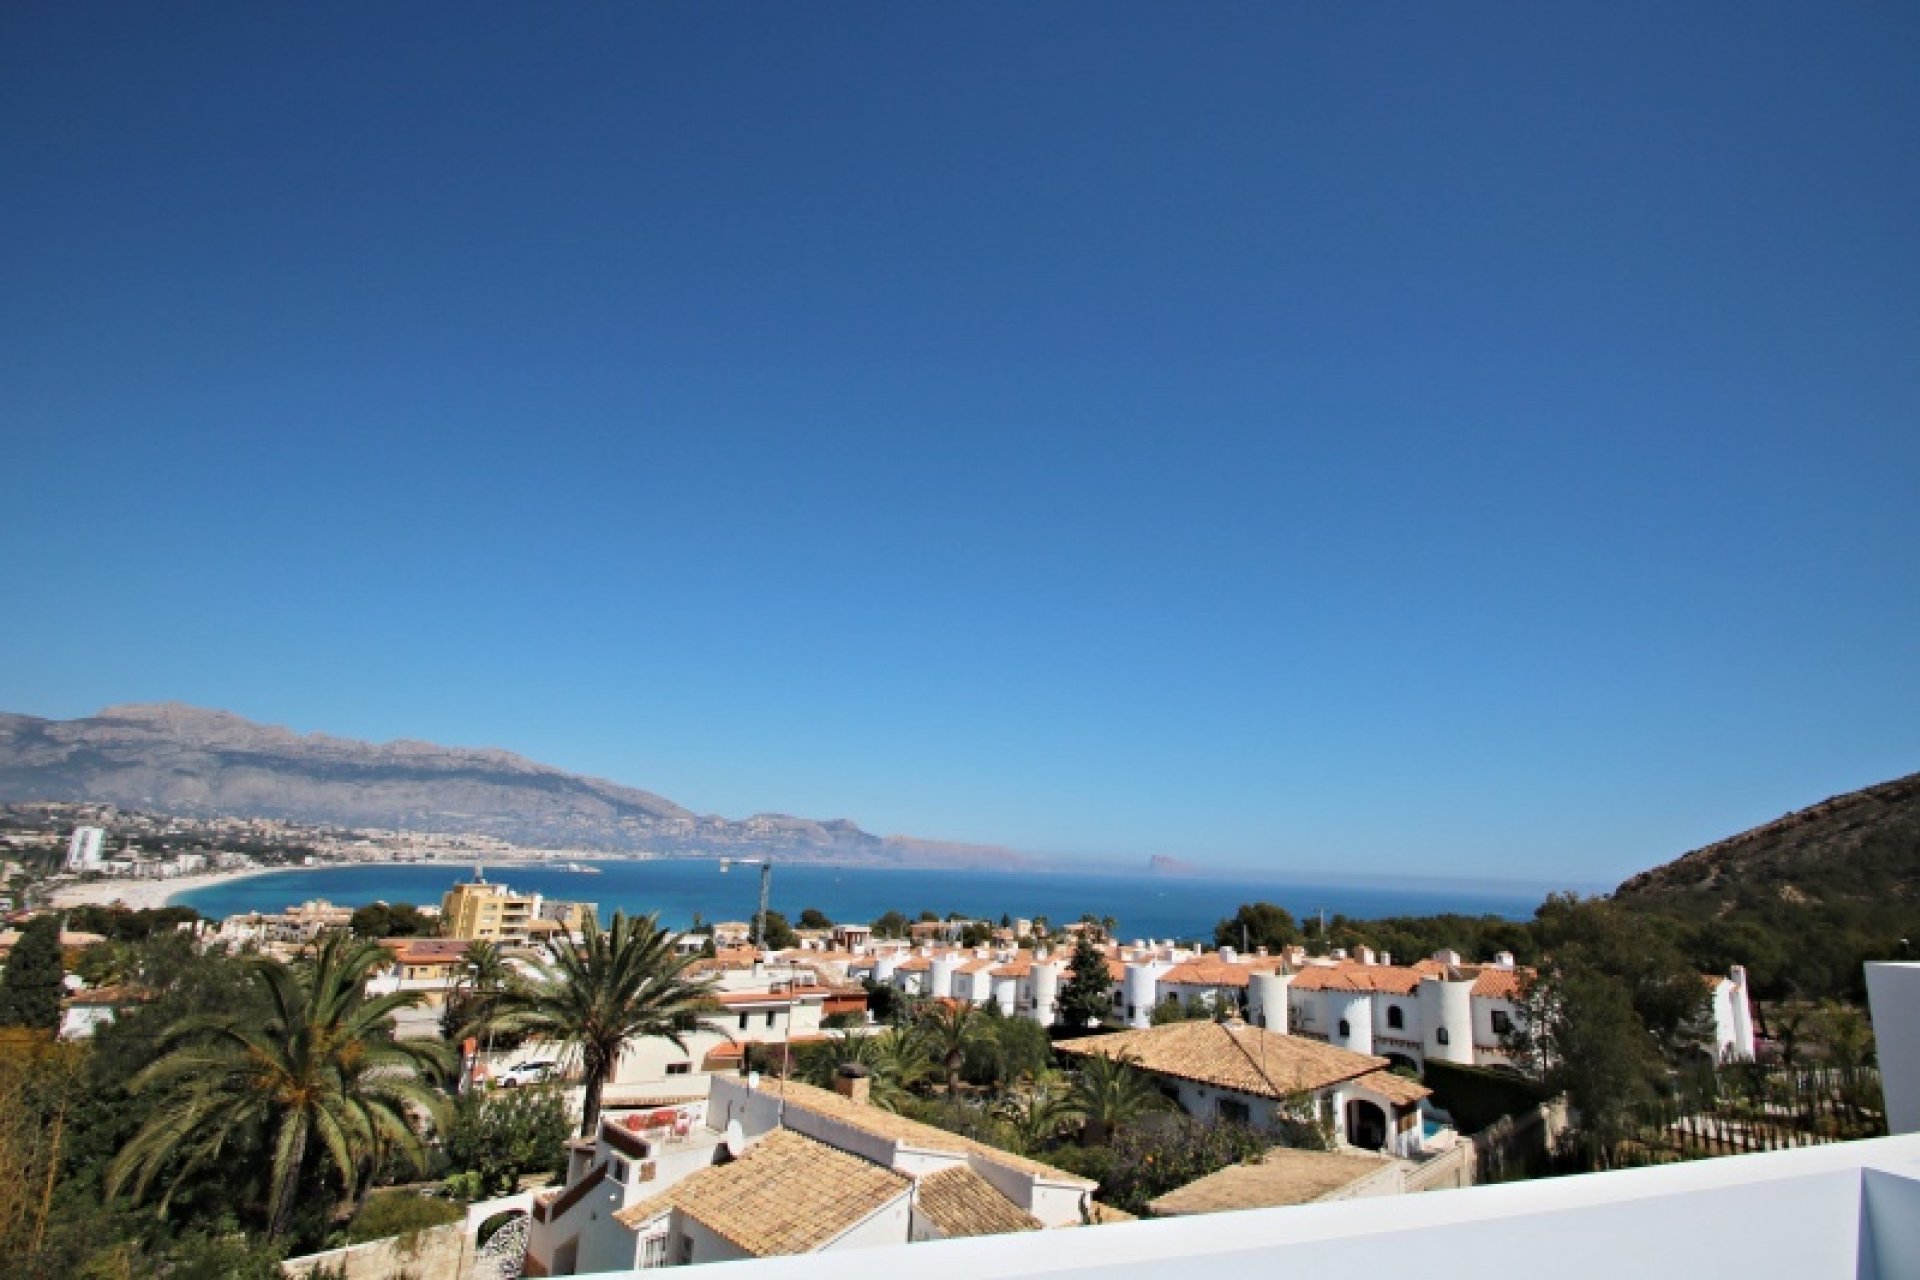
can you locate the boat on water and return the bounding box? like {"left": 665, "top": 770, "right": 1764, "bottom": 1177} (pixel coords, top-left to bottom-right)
{"left": 559, "top": 861, "right": 602, "bottom": 874}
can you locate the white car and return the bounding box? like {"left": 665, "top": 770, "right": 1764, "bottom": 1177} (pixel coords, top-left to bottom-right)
{"left": 495, "top": 1059, "right": 557, "bottom": 1088}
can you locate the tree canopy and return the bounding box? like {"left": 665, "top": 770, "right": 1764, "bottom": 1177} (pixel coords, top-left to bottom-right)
{"left": 1213, "top": 902, "right": 1300, "bottom": 953}
{"left": 347, "top": 902, "right": 430, "bottom": 939}
{"left": 107, "top": 933, "right": 452, "bottom": 1238}
{"left": 1055, "top": 934, "right": 1114, "bottom": 1032}
{"left": 480, "top": 911, "right": 721, "bottom": 1135}
{"left": 0, "top": 915, "right": 64, "bottom": 1031}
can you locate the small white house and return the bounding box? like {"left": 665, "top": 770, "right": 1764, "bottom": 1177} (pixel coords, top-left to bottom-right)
{"left": 522, "top": 1073, "right": 1099, "bottom": 1275}
{"left": 1056, "top": 1019, "right": 1437, "bottom": 1158}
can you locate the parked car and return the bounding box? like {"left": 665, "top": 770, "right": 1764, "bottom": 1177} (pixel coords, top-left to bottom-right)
{"left": 495, "top": 1059, "right": 557, "bottom": 1088}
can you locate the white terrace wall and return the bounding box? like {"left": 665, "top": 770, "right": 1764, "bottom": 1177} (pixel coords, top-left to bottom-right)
{"left": 282, "top": 1222, "right": 467, "bottom": 1280}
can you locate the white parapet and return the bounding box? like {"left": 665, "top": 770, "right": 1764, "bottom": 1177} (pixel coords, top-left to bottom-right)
{"left": 1867, "top": 961, "right": 1920, "bottom": 1135}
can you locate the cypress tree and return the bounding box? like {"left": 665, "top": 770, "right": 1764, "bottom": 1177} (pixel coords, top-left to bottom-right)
{"left": 0, "top": 915, "right": 66, "bottom": 1030}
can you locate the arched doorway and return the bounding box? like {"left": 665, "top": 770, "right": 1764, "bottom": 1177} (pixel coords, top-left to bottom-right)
{"left": 1345, "top": 1099, "right": 1388, "bottom": 1151}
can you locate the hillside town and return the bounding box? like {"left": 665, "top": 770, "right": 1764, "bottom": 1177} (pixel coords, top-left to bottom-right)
{"left": 9, "top": 813, "right": 1884, "bottom": 1280}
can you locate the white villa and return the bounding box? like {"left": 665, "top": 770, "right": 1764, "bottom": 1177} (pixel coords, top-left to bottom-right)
{"left": 1056, "top": 1019, "right": 1435, "bottom": 1157}
{"left": 523, "top": 1072, "right": 1105, "bottom": 1275}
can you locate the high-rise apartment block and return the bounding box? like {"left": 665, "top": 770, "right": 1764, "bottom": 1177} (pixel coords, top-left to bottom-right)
{"left": 63, "top": 826, "right": 106, "bottom": 873}
{"left": 440, "top": 870, "right": 543, "bottom": 944}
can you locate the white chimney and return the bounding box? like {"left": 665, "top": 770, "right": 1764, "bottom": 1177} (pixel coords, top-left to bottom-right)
{"left": 1494, "top": 951, "right": 1515, "bottom": 970}
{"left": 1356, "top": 946, "right": 1375, "bottom": 966}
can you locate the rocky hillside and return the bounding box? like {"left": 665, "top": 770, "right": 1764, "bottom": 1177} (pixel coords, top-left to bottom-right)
{"left": 0, "top": 703, "right": 1021, "bottom": 867}
{"left": 1614, "top": 771, "right": 1920, "bottom": 910}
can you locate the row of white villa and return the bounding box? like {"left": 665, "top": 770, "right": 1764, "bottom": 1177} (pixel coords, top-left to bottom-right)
{"left": 650, "top": 929, "right": 1758, "bottom": 1079}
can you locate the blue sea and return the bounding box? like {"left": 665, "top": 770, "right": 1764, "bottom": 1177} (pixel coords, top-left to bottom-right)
{"left": 171, "top": 859, "right": 1558, "bottom": 941}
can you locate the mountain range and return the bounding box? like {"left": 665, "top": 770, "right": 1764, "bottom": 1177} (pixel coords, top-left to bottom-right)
{"left": 0, "top": 703, "right": 1022, "bottom": 868}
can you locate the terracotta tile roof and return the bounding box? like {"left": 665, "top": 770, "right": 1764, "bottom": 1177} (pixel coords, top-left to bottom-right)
{"left": 956, "top": 957, "right": 998, "bottom": 974}
{"left": 776, "top": 949, "right": 864, "bottom": 966}
{"left": 1063, "top": 956, "right": 1125, "bottom": 982}
{"left": 379, "top": 938, "right": 470, "bottom": 965}
{"left": 914, "top": 1166, "right": 1041, "bottom": 1238}
{"left": 991, "top": 955, "right": 1036, "bottom": 978}
{"left": 895, "top": 956, "right": 931, "bottom": 972}
{"left": 1289, "top": 963, "right": 1425, "bottom": 995}
{"left": 1351, "top": 1069, "right": 1431, "bottom": 1106}
{"left": 686, "top": 947, "right": 759, "bottom": 975}
{"left": 613, "top": 1129, "right": 908, "bottom": 1253}
{"left": 1056, "top": 1021, "right": 1388, "bottom": 1100}
{"left": 1470, "top": 967, "right": 1528, "bottom": 999}
{"left": 762, "top": 1079, "right": 1095, "bottom": 1185}
{"left": 1160, "top": 957, "right": 1282, "bottom": 988}
{"left": 1146, "top": 1148, "right": 1399, "bottom": 1215}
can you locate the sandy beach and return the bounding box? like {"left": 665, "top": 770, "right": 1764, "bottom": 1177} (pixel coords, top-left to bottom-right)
{"left": 47, "top": 854, "right": 576, "bottom": 913}
{"left": 49, "top": 864, "right": 289, "bottom": 911}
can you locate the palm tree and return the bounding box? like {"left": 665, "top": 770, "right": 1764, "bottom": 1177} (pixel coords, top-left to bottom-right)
{"left": 455, "top": 938, "right": 511, "bottom": 1079}
{"left": 995, "top": 1069, "right": 1071, "bottom": 1152}
{"left": 481, "top": 911, "right": 721, "bottom": 1136}
{"left": 1062, "top": 1050, "right": 1169, "bottom": 1145}
{"left": 919, "top": 1000, "right": 983, "bottom": 1100}
{"left": 865, "top": 1025, "right": 933, "bottom": 1109}
{"left": 107, "top": 934, "right": 452, "bottom": 1239}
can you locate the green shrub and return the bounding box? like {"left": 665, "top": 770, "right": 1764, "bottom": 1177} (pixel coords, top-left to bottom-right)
{"left": 344, "top": 1191, "right": 462, "bottom": 1245}
{"left": 442, "top": 1085, "right": 572, "bottom": 1199}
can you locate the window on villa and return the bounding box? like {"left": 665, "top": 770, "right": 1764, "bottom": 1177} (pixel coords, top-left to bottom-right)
{"left": 666, "top": 1062, "right": 691, "bottom": 1076}
{"left": 765, "top": 1011, "right": 776, "bottom": 1027}
{"left": 1436, "top": 1027, "right": 1450, "bottom": 1045}
{"left": 1338, "top": 1019, "right": 1351, "bottom": 1038}
{"left": 1492, "top": 1010, "right": 1512, "bottom": 1035}
{"left": 1219, "top": 1098, "right": 1251, "bottom": 1124}
{"left": 1387, "top": 1005, "right": 1404, "bottom": 1029}
{"left": 738, "top": 1013, "right": 749, "bottom": 1031}
{"left": 641, "top": 1234, "right": 669, "bottom": 1269}
{"left": 610, "top": 1157, "right": 629, "bottom": 1183}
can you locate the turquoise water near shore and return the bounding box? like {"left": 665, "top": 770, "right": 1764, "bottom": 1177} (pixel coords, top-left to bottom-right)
{"left": 173, "top": 859, "right": 1559, "bottom": 940}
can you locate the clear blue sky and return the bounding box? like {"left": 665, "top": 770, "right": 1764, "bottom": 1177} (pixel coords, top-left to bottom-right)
{"left": 3, "top": 6, "right": 1916, "bottom": 885}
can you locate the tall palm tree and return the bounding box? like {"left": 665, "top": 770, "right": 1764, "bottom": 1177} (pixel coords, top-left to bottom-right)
{"left": 107, "top": 933, "right": 452, "bottom": 1239}
{"left": 919, "top": 1000, "right": 983, "bottom": 1100}
{"left": 460, "top": 938, "right": 511, "bottom": 1005}
{"left": 455, "top": 938, "right": 511, "bottom": 1078}
{"left": 1062, "top": 1050, "right": 1169, "bottom": 1145}
{"left": 481, "top": 911, "right": 720, "bottom": 1136}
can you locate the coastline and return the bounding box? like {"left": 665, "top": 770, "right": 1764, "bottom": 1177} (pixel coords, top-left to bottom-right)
{"left": 50, "top": 858, "right": 488, "bottom": 912}
{"left": 51, "top": 863, "right": 288, "bottom": 911}
{"left": 46, "top": 856, "right": 1549, "bottom": 935}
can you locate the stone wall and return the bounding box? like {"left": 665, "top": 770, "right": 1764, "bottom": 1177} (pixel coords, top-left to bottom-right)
{"left": 281, "top": 1221, "right": 468, "bottom": 1280}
